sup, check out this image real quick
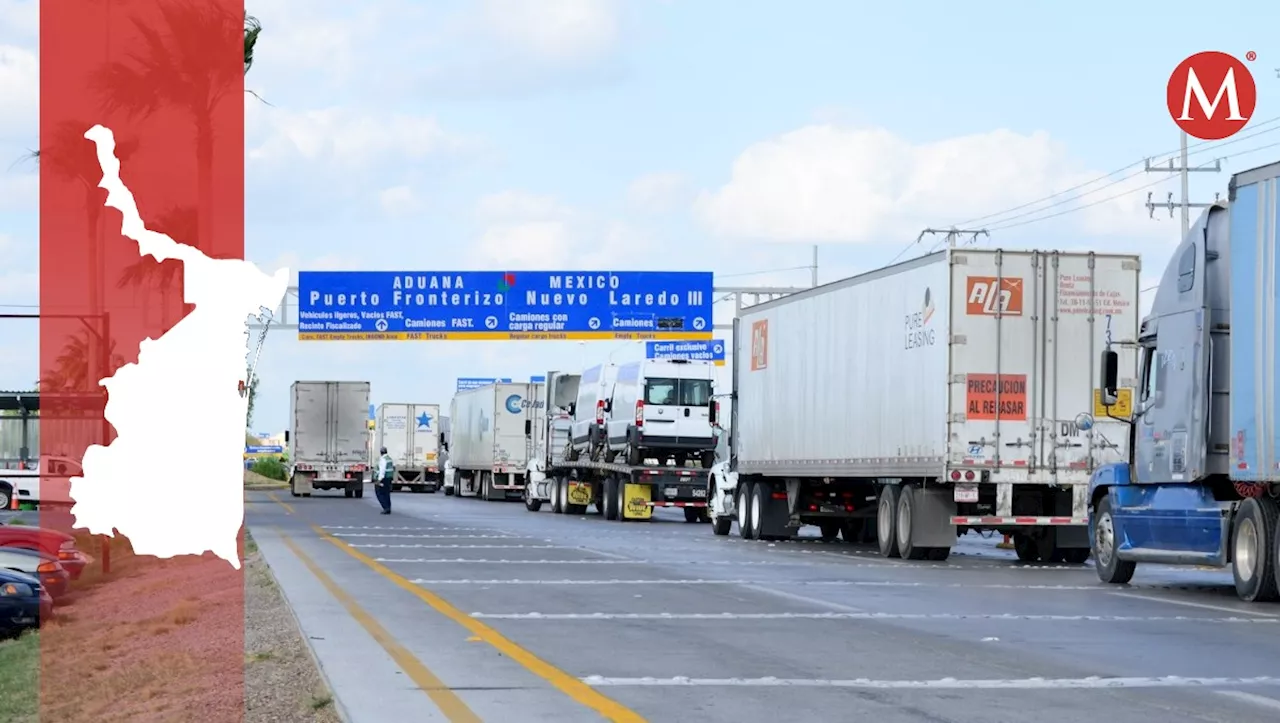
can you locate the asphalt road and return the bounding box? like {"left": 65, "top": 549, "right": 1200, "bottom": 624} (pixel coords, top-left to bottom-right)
{"left": 245, "top": 487, "right": 1280, "bottom": 723}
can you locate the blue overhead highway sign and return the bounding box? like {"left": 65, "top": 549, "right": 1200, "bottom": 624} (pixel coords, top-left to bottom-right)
{"left": 456, "top": 377, "right": 512, "bottom": 392}
{"left": 646, "top": 339, "right": 726, "bottom": 366}
{"left": 297, "top": 270, "right": 714, "bottom": 341}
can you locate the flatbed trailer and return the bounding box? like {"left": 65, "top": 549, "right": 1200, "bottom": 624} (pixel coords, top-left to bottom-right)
{"left": 523, "top": 372, "right": 711, "bottom": 522}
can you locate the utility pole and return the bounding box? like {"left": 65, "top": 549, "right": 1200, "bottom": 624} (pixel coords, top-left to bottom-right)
{"left": 918, "top": 227, "right": 989, "bottom": 252}
{"left": 1144, "top": 132, "right": 1222, "bottom": 237}
{"left": 810, "top": 245, "right": 818, "bottom": 287}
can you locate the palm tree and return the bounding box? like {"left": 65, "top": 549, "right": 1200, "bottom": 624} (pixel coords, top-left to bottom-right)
{"left": 245, "top": 367, "right": 260, "bottom": 428}
{"left": 40, "top": 331, "right": 126, "bottom": 393}
{"left": 116, "top": 205, "right": 194, "bottom": 331}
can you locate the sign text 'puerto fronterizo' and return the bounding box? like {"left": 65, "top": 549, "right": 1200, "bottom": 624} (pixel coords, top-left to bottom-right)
{"left": 297, "top": 271, "right": 714, "bottom": 341}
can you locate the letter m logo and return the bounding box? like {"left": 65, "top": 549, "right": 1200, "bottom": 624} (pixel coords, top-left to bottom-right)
{"left": 966, "top": 277, "right": 1023, "bottom": 317}
{"left": 1167, "top": 51, "right": 1256, "bottom": 141}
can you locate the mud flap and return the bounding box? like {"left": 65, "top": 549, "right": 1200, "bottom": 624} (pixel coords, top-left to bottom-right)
{"left": 910, "top": 486, "right": 957, "bottom": 548}
{"left": 623, "top": 483, "right": 653, "bottom": 520}
{"left": 755, "top": 484, "right": 791, "bottom": 540}
{"left": 567, "top": 481, "right": 592, "bottom": 507}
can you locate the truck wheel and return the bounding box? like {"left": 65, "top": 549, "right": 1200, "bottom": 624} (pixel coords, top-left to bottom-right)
{"left": 603, "top": 477, "right": 619, "bottom": 520}
{"left": 1093, "top": 494, "right": 1136, "bottom": 584}
{"left": 615, "top": 477, "right": 629, "bottom": 522}
{"left": 626, "top": 444, "right": 641, "bottom": 466}
{"left": 684, "top": 507, "right": 703, "bottom": 523}
{"left": 877, "top": 486, "right": 901, "bottom": 558}
{"left": 354, "top": 486, "right": 363, "bottom": 499}
{"left": 1013, "top": 534, "right": 1040, "bottom": 562}
{"left": 819, "top": 522, "right": 840, "bottom": 541}
{"left": 895, "top": 486, "right": 929, "bottom": 561}
{"left": 551, "top": 477, "right": 564, "bottom": 514}
{"left": 523, "top": 484, "right": 542, "bottom": 512}
{"left": 712, "top": 511, "right": 732, "bottom": 536}
{"left": 927, "top": 547, "right": 951, "bottom": 562}
{"left": 840, "top": 520, "right": 865, "bottom": 544}
{"left": 1061, "top": 548, "right": 1090, "bottom": 564}
{"left": 737, "top": 483, "right": 756, "bottom": 539}
{"left": 1232, "top": 496, "right": 1280, "bottom": 602}
{"left": 0, "top": 486, "right": 12, "bottom": 509}
{"left": 344, "top": 488, "right": 353, "bottom": 499}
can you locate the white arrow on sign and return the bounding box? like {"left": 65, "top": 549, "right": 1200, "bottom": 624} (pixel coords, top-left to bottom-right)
{"left": 588, "top": 317, "right": 600, "bottom": 330}
{"left": 693, "top": 317, "right": 706, "bottom": 331}
{"left": 485, "top": 316, "right": 498, "bottom": 329}
{"left": 375, "top": 318, "right": 388, "bottom": 332}
{"left": 713, "top": 342, "right": 723, "bottom": 354}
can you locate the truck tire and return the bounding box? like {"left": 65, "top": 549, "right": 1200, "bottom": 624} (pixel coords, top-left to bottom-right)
{"left": 750, "top": 483, "right": 774, "bottom": 541}
{"left": 615, "top": 477, "right": 629, "bottom": 522}
{"left": 1061, "top": 548, "right": 1090, "bottom": 564}
{"left": 523, "top": 484, "right": 542, "bottom": 512}
{"left": 354, "top": 485, "right": 363, "bottom": 499}
{"left": 700, "top": 451, "right": 716, "bottom": 469}
{"left": 1013, "top": 534, "right": 1040, "bottom": 562}
{"left": 1093, "top": 494, "right": 1136, "bottom": 584}
{"left": 712, "top": 511, "right": 733, "bottom": 536}
{"left": 737, "top": 483, "right": 756, "bottom": 539}
{"left": 603, "top": 477, "right": 619, "bottom": 520}
{"left": 840, "top": 520, "right": 866, "bottom": 544}
{"left": 626, "top": 443, "right": 641, "bottom": 467}
{"left": 551, "top": 477, "right": 564, "bottom": 514}
{"left": 344, "top": 488, "right": 353, "bottom": 499}
{"left": 684, "top": 507, "right": 703, "bottom": 523}
{"left": 895, "top": 485, "right": 929, "bottom": 561}
{"left": 819, "top": 522, "right": 840, "bottom": 541}
{"left": 1232, "top": 496, "right": 1280, "bottom": 602}
{"left": 877, "top": 485, "right": 901, "bottom": 558}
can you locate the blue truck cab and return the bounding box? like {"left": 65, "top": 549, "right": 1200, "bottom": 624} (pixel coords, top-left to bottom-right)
{"left": 1086, "top": 160, "right": 1280, "bottom": 602}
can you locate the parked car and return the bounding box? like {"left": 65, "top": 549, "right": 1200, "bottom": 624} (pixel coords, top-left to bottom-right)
{"left": 0, "top": 567, "right": 51, "bottom": 637}
{"left": 0, "top": 547, "right": 71, "bottom": 601}
{"left": 0, "top": 523, "right": 91, "bottom": 579}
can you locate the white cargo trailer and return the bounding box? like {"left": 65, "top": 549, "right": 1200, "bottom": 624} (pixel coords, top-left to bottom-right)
{"left": 448, "top": 382, "right": 546, "bottom": 501}
{"left": 374, "top": 403, "right": 443, "bottom": 493}
{"left": 287, "top": 381, "right": 371, "bottom": 498}
{"left": 708, "top": 248, "right": 1141, "bottom": 563}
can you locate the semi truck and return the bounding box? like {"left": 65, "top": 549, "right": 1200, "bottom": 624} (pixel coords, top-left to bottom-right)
{"left": 1089, "top": 160, "right": 1280, "bottom": 602}
{"left": 523, "top": 371, "right": 713, "bottom": 522}
{"left": 374, "top": 403, "right": 443, "bottom": 493}
{"left": 286, "top": 381, "right": 370, "bottom": 498}
{"left": 707, "top": 247, "right": 1141, "bottom": 562}
{"left": 447, "top": 381, "right": 546, "bottom": 501}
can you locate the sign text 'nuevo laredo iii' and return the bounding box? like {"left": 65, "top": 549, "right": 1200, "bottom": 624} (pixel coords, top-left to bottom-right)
{"left": 297, "top": 271, "right": 715, "bottom": 341}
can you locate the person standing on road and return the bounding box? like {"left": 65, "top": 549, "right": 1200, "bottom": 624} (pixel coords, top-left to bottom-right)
{"left": 375, "top": 447, "right": 395, "bottom": 514}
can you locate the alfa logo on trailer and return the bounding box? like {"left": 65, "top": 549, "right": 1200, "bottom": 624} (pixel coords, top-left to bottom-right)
{"left": 965, "top": 277, "right": 1023, "bottom": 317}
{"left": 750, "top": 319, "right": 768, "bottom": 371}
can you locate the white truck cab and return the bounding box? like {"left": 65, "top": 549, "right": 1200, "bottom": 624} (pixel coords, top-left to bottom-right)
{"left": 605, "top": 359, "right": 717, "bottom": 467}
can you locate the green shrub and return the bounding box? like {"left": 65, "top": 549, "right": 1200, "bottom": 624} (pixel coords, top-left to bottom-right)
{"left": 251, "top": 457, "right": 288, "bottom": 481}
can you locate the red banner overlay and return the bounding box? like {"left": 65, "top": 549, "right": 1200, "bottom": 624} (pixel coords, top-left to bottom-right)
{"left": 40, "top": 1, "right": 246, "bottom": 720}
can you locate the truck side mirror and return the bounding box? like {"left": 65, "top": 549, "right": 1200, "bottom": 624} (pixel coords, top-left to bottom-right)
{"left": 1101, "top": 349, "right": 1119, "bottom": 404}
{"left": 708, "top": 399, "right": 718, "bottom": 424}
{"left": 568, "top": 402, "right": 576, "bottom": 417}
{"left": 604, "top": 399, "right": 612, "bottom": 414}
{"left": 284, "top": 430, "right": 290, "bottom": 443}
{"left": 525, "top": 420, "right": 532, "bottom": 436}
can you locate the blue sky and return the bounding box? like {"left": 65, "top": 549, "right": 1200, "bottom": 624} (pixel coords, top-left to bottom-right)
{"left": 2, "top": 0, "right": 1279, "bottom": 433}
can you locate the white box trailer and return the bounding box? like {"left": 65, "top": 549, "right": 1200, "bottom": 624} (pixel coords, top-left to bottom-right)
{"left": 287, "top": 381, "right": 371, "bottom": 498}
{"left": 448, "top": 382, "right": 547, "bottom": 501}
{"left": 709, "top": 248, "right": 1141, "bottom": 563}
{"left": 374, "top": 403, "right": 443, "bottom": 493}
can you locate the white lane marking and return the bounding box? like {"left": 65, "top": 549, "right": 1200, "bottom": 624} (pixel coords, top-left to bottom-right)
{"left": 376, "top": 559, "right": 808, "bottom": 565}
{"left": 741, "top": 584, "right": 865, "bottom": 613}
{"left": 350, "top": 544, "right": 561, "bottom": 550}
{"left": 468, "top": 611, "right": 1277, "bottom": 623}
{"left": 1217, "top": 690, "right": 1280, "bottom": 712}
{"left": 327, "top": 527, "right": 511, "bottom": 533}
{"left": 332, "top": 533, "right": 518, "bottom": 539}
{"left": 580, "top": 675, "right": 1280, "bottom": 690}
{"left": 405, "top": 578, "right": 1103, "bottom": 591}
{"left": 1111, "top": 592, "right": 1280, "bottom": 618}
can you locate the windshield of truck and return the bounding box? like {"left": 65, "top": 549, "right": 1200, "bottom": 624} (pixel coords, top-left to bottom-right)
{"left": 644, "top": 378, "right": 712, "bottom": 406}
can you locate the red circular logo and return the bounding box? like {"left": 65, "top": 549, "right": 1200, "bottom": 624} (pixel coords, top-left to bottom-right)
{"left": 1166, "top": 51, "right": 1256, "bottom": 141}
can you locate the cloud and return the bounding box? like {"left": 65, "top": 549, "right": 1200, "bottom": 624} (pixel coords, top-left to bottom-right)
{"left": 468, "top": 190, "right": 651, "bottom": 269}
{"left": 0, "top": 44, "right": 36, "bottom": 141}
{"left": 695, "top": 124, "right": 1169, "bottom": 244}
{"left": 246, "top": 105, "right": 472, "bottom": 170}
{"left": 476, "top": 0, "right": 622, "bottom": 64}
{"left": 626, "top": 171, "right": 691, "bottom": 213}
{"left": 378, "top": 185, "right": 421, "bottom": 216}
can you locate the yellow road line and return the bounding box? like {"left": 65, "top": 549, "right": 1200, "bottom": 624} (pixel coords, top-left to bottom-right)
{"left": 314, "top": 524, "right": 647, "bottom": 723}
{"left": 280, "top": 532, "right": 482, "bottom": 722}
{"left": 267, "top": 492, "right": 295, "bottom": 515}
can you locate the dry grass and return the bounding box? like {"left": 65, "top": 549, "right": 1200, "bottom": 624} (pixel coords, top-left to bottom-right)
{"left": 244, "top": 469, "right": 287, "bottom": 490}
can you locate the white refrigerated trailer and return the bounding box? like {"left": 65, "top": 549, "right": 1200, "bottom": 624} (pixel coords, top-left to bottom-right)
{"left": 448, "top": 381, "right": 546, "bottom": 501}
{"left": 708, "top": 248, "right": 1141, "bottom": 563}
{"left": 287, "top": 381, "right": 371, "bottom": 498}
{"left": 374, "top": 403, "right": 443, "bottom": 493}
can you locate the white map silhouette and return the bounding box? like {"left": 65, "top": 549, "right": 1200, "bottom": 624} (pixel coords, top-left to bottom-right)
{"left": 70, "top": 124, "right": 289, "bottom": 568}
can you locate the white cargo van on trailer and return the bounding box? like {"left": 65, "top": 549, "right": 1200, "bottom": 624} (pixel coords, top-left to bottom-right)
{"left": 604, "top": 359, "right": 717, "bottom": 468}
{"left": 374, "top": 403, "right": 443, "bottom": 493}
{"left": 708, "top": 248, "right": 1140, "bottom": 563}
{"left": 569, "top": 363, "right": 617, "bottom": 461}
{"left": 448, "top": 382, "right": 547, "bottom": 501}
